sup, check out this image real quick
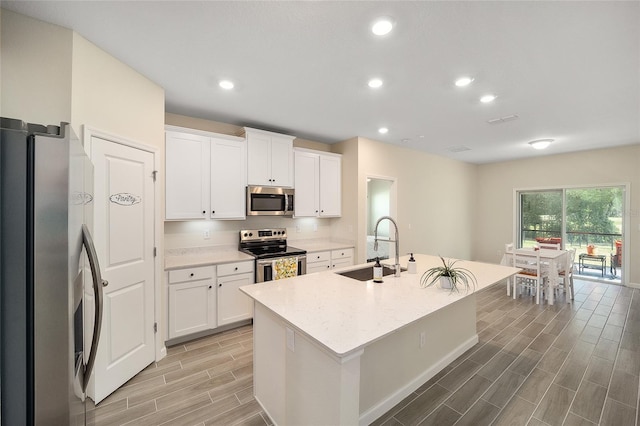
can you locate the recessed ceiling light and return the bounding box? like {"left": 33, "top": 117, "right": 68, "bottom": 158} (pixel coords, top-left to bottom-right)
{"left": 368, "top": 78, "right": 383, "bottom": 88}
{"left": 455, "top": 77, "right": 474, "bottom": 87}
{"left": 480, "top": 94, "right": 496, "bottom": 103}
{"left": 378, "top": 127, "right": 389, "bottom": 134}
{"left": 219, "top": 80, "right": 234, "bottom": 90}
{"left": 371, "top": 17, "right": 394, "bottom": 36}
{"left": 529, "top": 139, "right": 554, "bottom": 150}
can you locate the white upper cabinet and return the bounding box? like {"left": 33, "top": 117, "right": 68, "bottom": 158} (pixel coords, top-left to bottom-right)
{"left": 294, "top": 148, "right": 342, "bottom": 218}
{"left": 210, "top": 137, "right": 246, "bottom": 219}
{"left": 165, "top": 127, "right": 246, "bottom": 220}
{"left": 293, "top": 150, "right": 319, "bottom": 216}
{"left": 165, "top": 131, "right": 210, "bottom": 220}
{"left": 245, "top": 127, "right": 294, "bottom": 187}
{"left": 319, "top": 154, "right": 341, "bottom": 217}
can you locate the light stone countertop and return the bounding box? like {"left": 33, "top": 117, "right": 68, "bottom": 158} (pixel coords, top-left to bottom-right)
{"left": 289, "top": 239, "right": 354, "bottom": 253}
{"left": 240, "top": 254, "right": 520, "bottom": 358}
{"left": 164, "top": 240, "right": 354, "bottom": 271}
{"left": 164, "top": 246, "right": 254, "bottom": 270}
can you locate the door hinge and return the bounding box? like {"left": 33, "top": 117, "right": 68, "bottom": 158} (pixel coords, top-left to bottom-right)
{"left": 152, "top": 170, "right": 158, "bottom": 182}
{"left": 154, "top": 322, "right": 158, "bottom": 333}
{"left": 153, "top": 247, "right": 157, "bottom": 257}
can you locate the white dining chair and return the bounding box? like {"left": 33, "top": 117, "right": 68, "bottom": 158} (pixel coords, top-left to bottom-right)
{"left": 558, "top": 249, "right": 576, "bottom": 301}
{"left": 504, "top": 243, "right": 515, "bottom": 296}
{"left": 512, "top": 249, "right": 545, "bottom": 304}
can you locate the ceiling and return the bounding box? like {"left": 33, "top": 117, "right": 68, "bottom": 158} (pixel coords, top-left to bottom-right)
{"left": 3, "top": 1, "right": 639, "bottom": 164}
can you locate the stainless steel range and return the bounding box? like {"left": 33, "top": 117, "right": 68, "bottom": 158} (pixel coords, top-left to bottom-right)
{"left": 239, "top": 228, "right": 307, "bottom": 282}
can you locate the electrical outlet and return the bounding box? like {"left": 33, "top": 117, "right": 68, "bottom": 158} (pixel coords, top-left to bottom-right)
{"left": 420, "top": 331, "right": 426, "bottom": 348}
{"left": 296, "top": 224, "right": 301, "bottom": 233}
{"left": 313, "top": 223, "right": 318, "bottom": 232}
{"left": 203, "top": 229, "right": 210, "bottom": 239}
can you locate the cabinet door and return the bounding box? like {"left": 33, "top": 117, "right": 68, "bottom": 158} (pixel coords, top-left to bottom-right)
{"left": 168, "top": 280, "right": 216, "bottom": 338}
{"left": 319, "top": 155, "right": 341, "bottom": 217}
{"left": 247, "top": 132, "right": 272, "bottom": 186}
{"left": 307, "top": 261, "right": 331, "bottom": 274}
{"left": 218, "top": 272, "right": 254, "bottom": 326}
{"left": 211, "top": 138, "right": 246, "bottom": 219}
{"left": 165, "top": 132, "right": 210, "bottom": 220}
{"left": 270, "top": 136, "right": 294, "bottom": 187}
{"left": 294, "top": 151, "right": 319, "bottom": 217}
{"left": 332, "top": 257, "right": 353, "bottom": 270}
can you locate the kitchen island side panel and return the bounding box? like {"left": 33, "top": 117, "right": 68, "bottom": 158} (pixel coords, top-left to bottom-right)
{"left": 359, "top": 295, "right": 477, "bottom": 424}
{"left": 254, "top": 302, "right": 362, "bottom": 425}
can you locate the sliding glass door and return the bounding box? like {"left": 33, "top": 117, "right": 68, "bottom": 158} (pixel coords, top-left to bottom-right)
{"left": 518, "top": 186, "right": 625, "bottom": 283}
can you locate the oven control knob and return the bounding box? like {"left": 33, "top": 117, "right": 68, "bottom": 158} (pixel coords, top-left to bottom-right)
{"left": 249, "top": 232, "right": 253, "bottom": 237}
{"left": 243, "top": 233, "right": 248, "bottom": 237}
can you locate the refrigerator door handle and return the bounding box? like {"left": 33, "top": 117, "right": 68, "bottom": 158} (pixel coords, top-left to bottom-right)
{"left": 81, "top": 224, "right": 105, "bottom": 393}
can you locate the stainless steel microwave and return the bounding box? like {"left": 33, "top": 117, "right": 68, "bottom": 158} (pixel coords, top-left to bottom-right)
{"left": 246, "top": 186, "right": 294, "bottom": 216}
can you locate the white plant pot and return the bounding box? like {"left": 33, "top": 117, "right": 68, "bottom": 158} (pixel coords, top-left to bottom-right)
{"left": 439, "top": 276, "right": 453, "bottom": 289}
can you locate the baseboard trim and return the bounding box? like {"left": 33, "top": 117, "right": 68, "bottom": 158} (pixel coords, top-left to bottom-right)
{"left": 359, "top": 334, "right": 479, "bottom": 426}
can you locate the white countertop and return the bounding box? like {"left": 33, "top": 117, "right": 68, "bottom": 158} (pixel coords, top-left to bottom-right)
{"left": 164, "top": 240, "right": 354, "bottom": 270}
{"left": 165, "top": 246, "right": 254, "bottom": 270}
{"left": 240, "top": 254, "right": 520, "bottom": 358}
{"left": 289, "top": 239, "right": 354, "bottom": 253}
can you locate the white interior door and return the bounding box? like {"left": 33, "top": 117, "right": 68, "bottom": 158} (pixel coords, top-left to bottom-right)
{"left": 89, "top": 136, "right": 155, "bottom": 403}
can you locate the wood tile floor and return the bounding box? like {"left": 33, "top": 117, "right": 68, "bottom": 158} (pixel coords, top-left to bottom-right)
{"left": 94, "top": 278, "right": 640, "bottom": 426}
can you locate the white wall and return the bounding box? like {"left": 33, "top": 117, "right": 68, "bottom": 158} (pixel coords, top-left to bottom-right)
{"left": 475, "top": 144, "right": 640, "bottom": 285}
{"left": 0, "top": 9, "right": 72, "bottom": 124}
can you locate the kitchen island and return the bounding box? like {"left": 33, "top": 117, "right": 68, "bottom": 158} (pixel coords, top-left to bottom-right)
{"left": 240, "top": 254, "right": 519, "bottom": 425}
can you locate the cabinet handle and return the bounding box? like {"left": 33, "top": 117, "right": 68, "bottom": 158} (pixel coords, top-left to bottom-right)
{"left": 209, "top": 285, "right": 212, "bottom": 289}
{"left": 315, "top": 210, "right": 318, "bottom": 213}
{"left": 212, "top": 210, "right": 215, "bottom": 214}
{"left": 190, "top": 273, "right": 194, "bottom": 277}
{"left": 234, "top": 267, "right": 238, "bottom": 271}
{"left": 202, "top": 210, "right": 206, "bottom": 214}
{"left": 219, "top": 283, "right": 222, "bottom": 287}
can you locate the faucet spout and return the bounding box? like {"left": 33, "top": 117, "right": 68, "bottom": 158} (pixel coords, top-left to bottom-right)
{"left": 373, "top": 216, "right": 401, "bottom": 277}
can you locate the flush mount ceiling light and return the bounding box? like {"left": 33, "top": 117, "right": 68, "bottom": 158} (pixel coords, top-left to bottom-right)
{"left": 529, "top": 139, "right": 554, "bottom": 150}
{"left": 480, "top": 94, "right": 496, "bottom": 103}
{"left": 371, "top": 17, "right": 394, "bottom": 35}
{"left": 219, "top": 80, "right": 234, "bottom": 90}
{"left": 455, "top": 77, "right": 474, "bottom": 87}
{"left": 368, "top": 78, "right": 383, "bottom": 88}
{"left": 378, "top": 127, "right": 389, "bottom": 134}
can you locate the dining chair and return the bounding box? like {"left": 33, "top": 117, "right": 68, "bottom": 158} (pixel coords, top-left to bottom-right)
{"left": 537, "top": 242, "right": 561, "bottom": 250}
{"left": 512, "top": 249, "right": 545, "bottom": 304}
{"left": 558, "top": 249, "right": 576, "bottom": 301}
{"left": 504, "top": 243, "right": 515, "bottom": 296}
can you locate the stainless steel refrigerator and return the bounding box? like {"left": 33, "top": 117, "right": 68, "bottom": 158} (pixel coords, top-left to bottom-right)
{"left": 1, "top": 117, "right": 105, "bottom": 425}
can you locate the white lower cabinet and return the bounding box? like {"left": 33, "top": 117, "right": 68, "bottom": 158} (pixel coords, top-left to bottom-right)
{"left": 331, "top": 248, "right": 354, "bottom": 269}
{"left": 168, "top": 266, "right": 216, "bottom": 339}
{"left": 167, "top": 260, "right": 254, "bottom": 340}
{"left": 217, "top": 261, "right": 254, "bottom": 326}
{"left": 306, "top": 248, "right": 354, "bottom": 273}
{"left": 307, "top": 251, "right": 331, "bottom": 274}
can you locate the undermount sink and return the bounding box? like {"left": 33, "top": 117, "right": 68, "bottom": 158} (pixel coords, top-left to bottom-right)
{"left": 337, "top": 265, "right": 407, "bottom": 282}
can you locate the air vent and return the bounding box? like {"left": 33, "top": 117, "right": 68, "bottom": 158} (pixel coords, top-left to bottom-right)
{"left": 447, "top": 146, "right": 471, "bottom": 153}
{"left": 487, "top": 114, "right": 519, "bottom": 124}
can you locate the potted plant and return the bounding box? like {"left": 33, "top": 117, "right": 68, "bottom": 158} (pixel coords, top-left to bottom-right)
{"left": 420, "top": 256, "right": 477, "bottom": 293}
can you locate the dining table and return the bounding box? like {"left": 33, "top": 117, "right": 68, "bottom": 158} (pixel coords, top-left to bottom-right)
{"left": 502, "top": 247, "right": 569, "bottom": 305}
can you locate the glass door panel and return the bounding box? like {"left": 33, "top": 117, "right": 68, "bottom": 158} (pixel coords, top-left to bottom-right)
{"left": 518, "top": 190, "right": 562, "bottom": 248}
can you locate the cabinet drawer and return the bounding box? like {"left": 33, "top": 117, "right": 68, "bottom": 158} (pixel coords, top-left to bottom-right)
{"left": 168, "top": 266, "right": 215, "bottom": 284}
{"left": 217, "top": 261, "right": 254, "bottom": 277}
{"left": 307, "top": 251, "right": 330, "bottom": 264}
{"left": 331, "top": 248, "right": 353, "bottom": 260}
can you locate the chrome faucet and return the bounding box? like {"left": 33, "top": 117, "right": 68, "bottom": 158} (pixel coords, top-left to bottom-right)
{"left": 373, "top": 216, "right": 401, "bottom": 277}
